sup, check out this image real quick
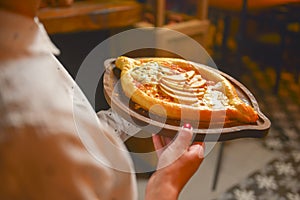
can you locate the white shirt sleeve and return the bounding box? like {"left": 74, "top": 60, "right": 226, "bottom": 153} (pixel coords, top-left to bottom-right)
{"left": 0, "top": 10, "right": 137, "bottom": 200}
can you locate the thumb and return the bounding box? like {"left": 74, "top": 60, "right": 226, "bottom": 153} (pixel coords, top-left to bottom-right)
{"left": 167, "top": 125, "right": 193, "bottom": 154}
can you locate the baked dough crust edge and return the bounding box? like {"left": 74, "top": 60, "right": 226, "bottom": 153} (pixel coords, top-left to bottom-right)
{"left": 116, "top": 56, "right": 259, "bottom": 124}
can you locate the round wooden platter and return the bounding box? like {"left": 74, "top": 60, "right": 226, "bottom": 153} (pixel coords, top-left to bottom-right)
{"left": 103, "top": 58, "right": 271, "bottom": 142}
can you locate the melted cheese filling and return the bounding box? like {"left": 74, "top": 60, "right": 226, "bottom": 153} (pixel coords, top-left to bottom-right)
{"left": 130, "top": 61, "right": 229, "bottom": 109}
{"left": 202, "top": 83, "right": 229, "bottom": 109}
{"left": 130, "top": 61, "right": 175, "bottom": 84}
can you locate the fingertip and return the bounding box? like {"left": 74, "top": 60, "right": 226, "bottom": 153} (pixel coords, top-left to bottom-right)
{"left": 183, "top": 123, "right": 193, "bottom": 130}
{"left": 177, "top": 126, "right": 193, "bottom": 143}
{"left": 193, "top": 142, "right": 205, "bottom": 151}
{"left": 189, "top": 144, "right": 204, "bottom": 159}
{"left": 180, "top": 124, "right": 193, "bottom": 134}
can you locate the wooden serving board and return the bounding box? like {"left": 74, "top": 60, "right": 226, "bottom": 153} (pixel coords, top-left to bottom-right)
{"left": 103, "top": 58, "right": 271, "bottom": 142}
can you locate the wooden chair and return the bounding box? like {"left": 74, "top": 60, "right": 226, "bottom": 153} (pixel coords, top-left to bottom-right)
{"left": 241, "top": 3, "right": 300, "bottom": 93}
{"left": 209, "top": 1, "right": 300, "bottom": 93}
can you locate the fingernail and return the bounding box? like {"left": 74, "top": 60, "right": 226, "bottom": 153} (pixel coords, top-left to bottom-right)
{"left": 183, "top": 123, "right": 192, "bottom": 130}
{"left": 194, "top": 142, "right": 205, "bottom": 149}
{"left": 189, "top": 144, "right": 204, "bottom": 159}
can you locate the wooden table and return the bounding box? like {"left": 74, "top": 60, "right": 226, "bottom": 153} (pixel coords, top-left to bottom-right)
{"left": 38, "top": 0, "right": 142, "bottom": 34}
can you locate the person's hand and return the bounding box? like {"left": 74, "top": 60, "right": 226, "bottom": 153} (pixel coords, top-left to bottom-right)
{"left": 145, "top": 124, "right": 205, "bottom": 200}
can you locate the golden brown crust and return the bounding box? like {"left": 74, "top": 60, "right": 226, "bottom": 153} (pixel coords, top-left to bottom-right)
{"left": 116, "top": 56, "right": 258, "bottom": 125}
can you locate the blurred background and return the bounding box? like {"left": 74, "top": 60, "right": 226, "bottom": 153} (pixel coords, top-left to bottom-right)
{"left": 38, "top": 1, "right": 300, "bottom": 199}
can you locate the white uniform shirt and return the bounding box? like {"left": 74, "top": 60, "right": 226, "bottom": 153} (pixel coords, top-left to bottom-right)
{"left": 0, "top": 10, "right": 137, "bottom": 200}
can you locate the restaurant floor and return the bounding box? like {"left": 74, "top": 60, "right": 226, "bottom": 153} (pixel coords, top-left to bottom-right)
{"left": 136, "top": 56, "right": 300, "bottom": 200}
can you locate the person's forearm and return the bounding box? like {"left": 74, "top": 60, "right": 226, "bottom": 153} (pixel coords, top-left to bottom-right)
{"left": 145, "top": 172, "right": 179, "bottom": 200}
